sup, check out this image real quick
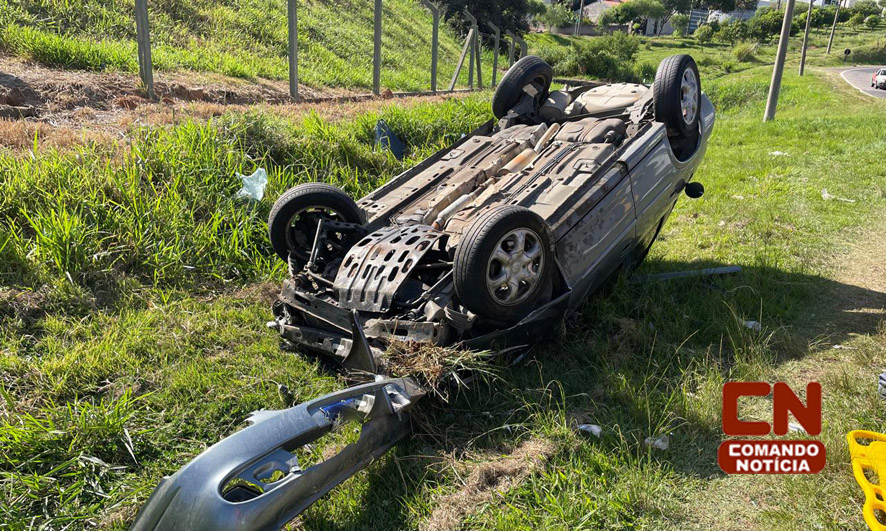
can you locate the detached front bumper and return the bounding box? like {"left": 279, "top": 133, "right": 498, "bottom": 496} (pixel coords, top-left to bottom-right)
{"left": 132, "top": 378, "right": 424, "bottom": 530}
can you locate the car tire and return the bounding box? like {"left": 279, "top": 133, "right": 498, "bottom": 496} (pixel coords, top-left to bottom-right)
{"left": 653, "top": 54, "right": 701, "bottom": 141}
{"left": 454, "top": 205, "right": 554, "bottom": 324}
{"left": 268, "top": 183, "right": 364, "bottom": 266}
{"left": 491, "top": 55, "right": 554, "bottom": 119}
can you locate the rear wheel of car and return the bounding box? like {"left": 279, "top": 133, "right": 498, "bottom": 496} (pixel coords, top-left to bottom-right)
{"left": 653, "top": 54, "right": 701, "bottom": 141}
{"left": 454, "top": 206, "right": 554, "bottom": 324}
{"left": 268, "top": 183, "right": 364, "bottom": 267}
{"left": 492, "top": 56, "right": 554, "bottom": 119}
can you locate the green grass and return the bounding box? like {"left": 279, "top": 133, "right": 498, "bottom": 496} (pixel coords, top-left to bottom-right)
{"left": 2, "top": 36, "right": 886, "bottom": 529}
{"left": 0, "top": 0, "right": 500, "bottom": 90}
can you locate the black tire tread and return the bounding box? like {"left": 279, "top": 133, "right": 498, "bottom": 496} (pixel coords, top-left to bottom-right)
{"left": 653, "top": 54, "right": 701, "bottom": 139}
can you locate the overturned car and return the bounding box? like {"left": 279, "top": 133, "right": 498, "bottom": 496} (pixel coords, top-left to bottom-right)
{"left": 266, "top": 53, "right": 713, "bottom": 373}
{"left": 133, "top": 54, "right": 714, "bottom": 529}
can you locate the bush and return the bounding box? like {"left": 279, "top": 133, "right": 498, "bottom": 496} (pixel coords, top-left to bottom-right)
{"left": 716, "top": 19, "right": 750, "bottom": 44}
{"left": 849, "top": 13, "right": 865, "bottom": 28}
{"left": 864, "top": 15, "right": 881, "bottom": 30}
{"left": 732, "top": 40, "right": 757, "bottom": 62}
{"left": 540, "top": 33, "right": 642, "bottom": 81}
{"left": 695, "top": 24, "right": 715, "bottom": 43}
{"left": 671, "top": 14, "right": 690, "bottom": 37}
{"left": 851, "top": 0, "right": 882, "bottom": 18}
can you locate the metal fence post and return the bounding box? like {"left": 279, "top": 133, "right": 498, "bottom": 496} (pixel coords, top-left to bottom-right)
{"left": 287, "top": 0, "right": 299, "bottom": 100}
{"left": 488, "top": 22, "right": 500, "bottom": 86}
{"left": 464, "top": 10, "right": 481, "bottom": 89}
{"left": 449, "top": 27, "right": 475, "bottom": 91}
{"left": 421, "top": 0, "right": 439, "bottom": 93}
{"left": 515, "top": 34, "right": 527, "bottom": 59}
{"left": 134, "top": 0, "right": 154, "bottom": 99}
{"left": 373, "top": 0, "right": 382, "bottom": 96}
{"left": 506, "top": 31, "right": 516, "bottom": 65}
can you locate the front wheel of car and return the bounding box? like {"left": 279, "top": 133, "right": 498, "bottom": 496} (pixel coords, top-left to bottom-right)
{"left": 268, "top": 183, "right": 364, "bottom": 267}
{"left": 454, "top": 206, "right": 554, "bottom": 324}
{"left": 654, "top": 54, "right": 701, "bottom": 142}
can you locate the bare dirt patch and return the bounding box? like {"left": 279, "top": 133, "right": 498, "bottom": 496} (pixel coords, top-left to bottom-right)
{"left": 422, "top": 437, "right": 555, "bottom": 531}
{"left": 0, "top": 53, "right": 477, "bottom": 151}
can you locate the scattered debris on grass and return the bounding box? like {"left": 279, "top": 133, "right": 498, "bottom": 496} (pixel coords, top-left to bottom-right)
{"left": 234, "top": 168, "right": 268, "bottom": 202}
{"left": 422, "top": 437, "right": 555, "bottom": 531}
{"left": 645, "top": 434, "right": 670, "bottom": 450}
{"left": 821, "top": 188, "right": 856, "bottom": 203}
{"left": 743, "top": 320, "right": 762, "bottom": 331}
{"left": 577, "top": 424, "right": 603, "bottom": 437}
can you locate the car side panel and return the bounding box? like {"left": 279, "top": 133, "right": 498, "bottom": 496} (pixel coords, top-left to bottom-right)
{"left": 556, "top": 167, "right": 637, "bottom": 308}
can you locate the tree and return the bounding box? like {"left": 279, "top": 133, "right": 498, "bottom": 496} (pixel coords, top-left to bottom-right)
{"left": 849, "top": 12, "right": 865, "bottom": 27}
{"left": 599, "top": 0, "right": 667, "bottom": 33}
{"left": 657, "top": 0, "right": 692, "bottom": 35}
{"left": 539, "top": 1, "right": 574, "bottom": 30}
{"left": 695, "top": 23, "right": 715, "bottom": 43}
{"left": 865, "top": 14, "right": 882, "bottom": 29}
{"left": 851, "top": 0, "right": 881, "bottom": 18}
{"left": 437, "top": 0, "right": 539, "bottom": 36}
{"left": 716, "top": 19, "right": 750, "bottom": 43}
{"left": 670, "top": 13, "right": 690, "bottom": 36}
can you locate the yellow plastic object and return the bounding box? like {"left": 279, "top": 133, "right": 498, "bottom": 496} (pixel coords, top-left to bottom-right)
{"left": 848, "top": 430, "right": 886, "bottom": 530}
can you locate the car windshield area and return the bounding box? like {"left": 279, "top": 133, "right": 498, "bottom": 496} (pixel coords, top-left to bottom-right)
{"left": 879, "top": 69, "right": 886, "bottom": 76}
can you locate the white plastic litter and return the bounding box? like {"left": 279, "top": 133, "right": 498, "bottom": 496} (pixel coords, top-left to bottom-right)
{"left": 577, "top": 424, "right": 603, "bottom": 437}
{"left": 645, "top": 434, "right": 669, "bottom": 450}
{"left": 769, "top": 151, "right": 789, "bottom": 157}
{"left": 235, "top": 168, "right": 268, "bottom": 201}
{"left": 821, "top": 189, "right": 855, "bottom": 203}
{"left": 743, "top": 320, "right": 762, "bottom": 331}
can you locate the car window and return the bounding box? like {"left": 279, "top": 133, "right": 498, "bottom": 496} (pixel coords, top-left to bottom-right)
{"left": 879, "top": 70, "right": 886, "bottom": 75}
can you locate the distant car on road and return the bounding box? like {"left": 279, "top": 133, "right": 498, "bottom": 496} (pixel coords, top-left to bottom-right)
{"left": 871, "top": 68, "right": 886, "bottom": 89}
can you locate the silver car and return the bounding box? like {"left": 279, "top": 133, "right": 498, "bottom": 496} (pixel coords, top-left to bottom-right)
{"left": 133, "top": 54, "right": 715, "bottom": 529}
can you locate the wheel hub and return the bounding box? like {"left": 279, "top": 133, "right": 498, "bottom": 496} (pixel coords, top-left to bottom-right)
{"left": 680, "top": 68, "right": 699, "bottom": 126}
{"left": 486, "top": 228, "right": 544, "bottom": 306}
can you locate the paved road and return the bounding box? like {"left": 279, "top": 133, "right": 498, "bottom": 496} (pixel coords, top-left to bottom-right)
{"left": 841, "top": 67, "right": 886, "bottom": 99}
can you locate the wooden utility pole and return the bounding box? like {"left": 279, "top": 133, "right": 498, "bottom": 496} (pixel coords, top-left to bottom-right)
{"left": 799, "top": 0, "right": 814, "bottom": 75}
{"left": 763, "top": 0, "right": 797, "bottom": 121}
{"left": 827, "top": 0, "right": 842, "bottom": 54}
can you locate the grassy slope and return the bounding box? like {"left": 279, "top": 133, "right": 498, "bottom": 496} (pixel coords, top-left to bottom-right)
{"left": 0, "top": 0, "right": 495, "bottom": 90}
{"left": 1, "top": 34, "right": 886, "bottom": 530}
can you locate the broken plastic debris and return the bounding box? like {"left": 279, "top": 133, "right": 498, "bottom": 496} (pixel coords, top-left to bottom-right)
{"left": 644, "top": 434, "right": 669, "bottom": 450}
{"left": 769, "top": 151, "right": 789, "bottom": 156}
{"left": 731, "top": 195, "right": 745, "bottom": 200}
{"left": 743, "top": 320, "right": 762, "bottom": 331}
{"left": 235, "top": 168, "right": 268, "bottom": 201}
{"left": 788, "top": 422, "right": 806, "bottom": 433}
{"left": 577, "top": 424, "right": 602, "bottom": 437}
{"left": 374, "top": 119, "right": 405, "bottom": 160}
{"left": 821, "top": 189, "right": 855, "bottom": 203}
